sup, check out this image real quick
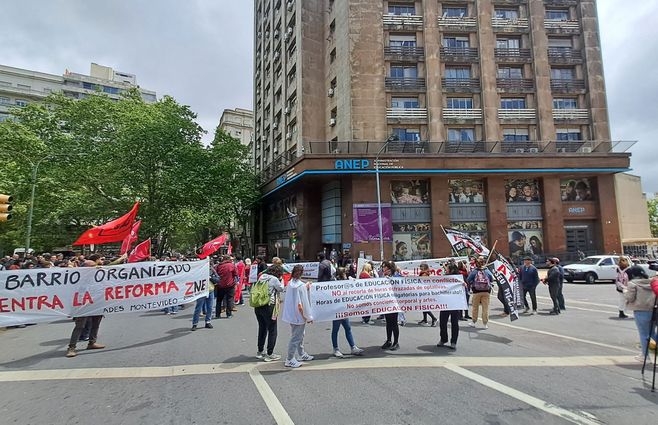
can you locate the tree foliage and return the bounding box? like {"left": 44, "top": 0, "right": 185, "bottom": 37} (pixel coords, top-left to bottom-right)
{"left": 0, "top": 90, "right": 257, "bottom": 255}
{"left": 648, "top": 198, "right": 658, "bottom": 238}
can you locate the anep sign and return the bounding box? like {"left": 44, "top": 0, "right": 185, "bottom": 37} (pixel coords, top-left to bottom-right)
{"left": 335, "top": 159, "right": 370, "bottom": 170}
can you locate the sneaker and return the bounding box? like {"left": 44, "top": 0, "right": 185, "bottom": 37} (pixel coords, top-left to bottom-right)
{"left": 449, "top": 343, "right": 457, "bottom": 350}
{"left": 65, "top": 348, "right": 77, "bottom": 358}
{"left": 417, "top": 320, "right": 428, "bottom": 325}
{"left": 389, "top": 343, "right": 400, "bottom": 351}
{"left": 399, "top": 321, "right": 406, "bottom": 326}
{"left": 351, "top": 346, "right": 364, "bottom": 356}
{"left": 430, "top": 319, "right": 437, "bottom": 327}
{"left": 523, "top": 308, "right": 529, "bottom": 314}
{"left": 437, "top": 341, "right": 446, "bottom": 347}
{"left": 501, "top": 313, "right": 509, "bottom": 318}
{"left": 531, "top": 310, "right": 537, "bottom": 315}
{"left": 87, "top": 342, "right": 106, "bottom": 350}
{"left": 381, "top": 341, "right": 392, "bottom": 349}
{"left": 231, "top": 307, "right": 238, "bottom": 312}
{"left": 263, "top": 353, "right": 281, "bottom": 362}
{"left": 333, "top": 349, "right": 344, "bottom": 358}
{"left": 256, "top": 351, "right": 264, "bottom": 359}
{"left": 299, "top": 353, "right": 314, "bottom": 361}
{"left": 483, "top": 324, "right": 489, "bottom": 330}
{"left": 634, "top": 354, "right": 647, "bottom": 363}
{"left": 205, "top": 322, "right": 213, "bottom": 329}
{"left": 285, "top": 358, "right": 302, "bottom": 368}
{"left": 191, "top": 324, "right": 198, "bottom": 331}
{"left": 468, "top": 322, "right": 476, "bottom": 328}
{"left": 170, "top": 310, "right": 177, "bottom": 315}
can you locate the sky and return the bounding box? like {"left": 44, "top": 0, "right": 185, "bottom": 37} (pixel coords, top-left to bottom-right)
{"left": 2, "top": 1, "right": 657, "bottom": 191}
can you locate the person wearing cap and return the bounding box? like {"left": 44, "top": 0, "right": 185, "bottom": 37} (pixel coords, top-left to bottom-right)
{"left": 519, "top": 256, "right": 539, "bottom": 314}
{"left": 543, "top": 258, "right": 561, "bottom": 315}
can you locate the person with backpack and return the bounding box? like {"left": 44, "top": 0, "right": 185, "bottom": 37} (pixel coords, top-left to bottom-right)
{"left": 466, "top": 256, "right": 494, "bottom": 329}
{"left": 215, "top": 255, "right": 238, "bottom": 319}
{"left": 317, "top": 252, "right": 333, "bottom": 282}
{"left": 192, "top": 262, "right": 217, "bottom": 331}
{"left": 281, "top": 265, "right": 315, "bottom": 368}
{"left": 251, "top": 265, "right": 285, "bottom": 362}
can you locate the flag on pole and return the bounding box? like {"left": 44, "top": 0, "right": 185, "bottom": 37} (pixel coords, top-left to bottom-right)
{"left": 73, "top": 203, "right": 140, "bottom": 246}
{"left": 442, "top": 227, "right": 490, "bottom": 256}
{"left": 120, "top": 220, "right": 142, "bottom": 255}
{"left": 227, "top": 243, "right": 233, "bottom": 255}
{"left": 197, "top": 234, "right": 228, "bottom": 259}
{"left": 128, "top": 239, "right": 151, "bottom": 263}
{"left": 488, "top": 251, "right": 521, "bottom": 321}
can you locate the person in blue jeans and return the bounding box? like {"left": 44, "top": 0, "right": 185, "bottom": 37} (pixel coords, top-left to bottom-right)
{"left": 192, "top": 285, "right": 215, "bottom": 331}
{"left": 332, "top": 267, "right": 364, "bottom": 358}
{"left": 624, "top": 278, "right": 657, "bottom": 362}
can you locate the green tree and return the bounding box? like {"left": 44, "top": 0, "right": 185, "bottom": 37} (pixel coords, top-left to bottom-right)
{"left": 648, "top": 198, "right": 658, "bottom": 238}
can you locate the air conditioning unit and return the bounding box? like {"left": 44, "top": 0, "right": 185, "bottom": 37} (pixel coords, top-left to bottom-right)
{"left": 274, "top": 51, "right": 280, "bottom": 60}
{"left": 274, "top": 30, "right": 280, "bottom": 39}
{"left": 581, "top": 147, "right": 592, "bottom": 153}
{"left": 327, "top": 88, "right": 335, "bottom": 97}
{"left": 332, "top": 148, "right": 341, "bottom": 154}
{"left": 528, "top": 147, "right": 539, "bottom": 153}
{"left": 284, "top": 106, "right": 291, "bottom": 114}
{"left": 273, "top": 122, "right": 278, "bottom": 129}
{"left": 515, "top": 148, "right": 525, "bottom": 153}
{"left": 557, "top": 147, "right": 567, "bottom": 153}
{"left": 287, "top": 1, "right": 294, "bottom": 12}
{"left": 284, "top": 33, "right": 290, "bottom": 42}
{"left": 287, "top": 27, "right": 293, "bottom": 37}
{"left": 265, "top": 31, "right": 270, "bottom": 39}
{"left": 329, "top": 118, "right": 337, "bottom": 126}
{"left": 286, "top": 132, "right": 293, "bottom": 140}
{"left": 415, "top": 148, "right": 425, "bottom": 154}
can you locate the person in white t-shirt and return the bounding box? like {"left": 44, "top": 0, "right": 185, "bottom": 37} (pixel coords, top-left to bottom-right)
{"left": 281, "top": 265, "right": 315, "bottom": 368}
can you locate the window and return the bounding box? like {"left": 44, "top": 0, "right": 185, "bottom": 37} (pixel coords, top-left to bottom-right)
{"left": 447, "top": 98, "right": 473, "bottom": 109}
{"left": 553, "top": 98, "right": 578, "bottom": 109}
{"left": 388, "top": 4, "right": 415, "bottom": 16}
{"left": 443, "top": 36, "right": 469, "bottom": 48}
{"left": 445, "top": 67, "right": 471, "bottom": 79}
{"left": 500, "top": 98, "right": 526, "bottom": 109}
{"left": 443, "top": 7, "right": 467, "bottom": 17}
{"left": 0, "top": 96, "right": 10, "bottom": 104}
{"left": 495, "top": 9, "right": 519, "bottom": 19}
{"left": 392, "top": 128, "right": 421, "bottom": 142}
{"left": 390, "top": 65, "right": 417, "bottom": 79}
{"left": 82, "top": 82, "right": 97, "bottom": 90}
{"left": 103, "top": 86, "right": 120, "bottom": 95}
{"left": 391, "top": 97, "right": 419, "bottom": 108}
{"left": 17, "top": 84, "right": 31, "bottom": 90}
{"left": 599, "top": 257, "right": 614, "bottom": 266}
{"left": 548, "top": 38, "right": 572, "bottom": 48}
{"left": 389, "top": 34, "right": 417, "bottom": 47}
{"left": 546, "top": 9, "right": 569, "bottom": 21}
{"left": 503, "top": 128, "right": 529, "bottom": 141}
{"left": 496, "top": 37, "right": 520, "bottom": 49}
{"left": 498, "top": 67, "right": 523, "bottom": 79}
{"left": 448, "top": 128, "right": 474, "bottom": 142}
{"left": 556, "top": 128, "right": 582, "bottom": 140}
{"left": 0, "top": 81, "right": 11, "bottom": 86}
{"left": 551, "top": 68, "right": 574, "bottom": 80}
{"left": 15, "top": 99, "right": 28, "bottom": 107}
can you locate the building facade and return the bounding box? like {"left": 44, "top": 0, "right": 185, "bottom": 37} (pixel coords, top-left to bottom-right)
{"left": 219, "top": 107, "right": 254, "bottom": 152}
{"left": 0, "top": 63, "right": 157, "bottom": 121}
{"left": 615, "top": 173, "right": 657, "bottom": 258}
{"left": 253, "top": 0, "right": 632, "bottom": 264}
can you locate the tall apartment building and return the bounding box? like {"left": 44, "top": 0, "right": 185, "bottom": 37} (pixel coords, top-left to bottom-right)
{"left": 219, "top": 108, "right": 254, "bottom": 151}
{"left": 0, "top": 63, "right": 157, "bottom": 121}
{"left": 253, "top": 0, "right": 633, "bottom": 263}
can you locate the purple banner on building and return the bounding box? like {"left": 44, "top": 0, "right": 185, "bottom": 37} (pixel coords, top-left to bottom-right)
{"left": 353, "top": 203, "right": 393, "bottom": 243}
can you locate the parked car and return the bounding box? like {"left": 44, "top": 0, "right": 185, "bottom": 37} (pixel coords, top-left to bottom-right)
{"left": 563, "top": 255, "right": 656, "bottom": 284}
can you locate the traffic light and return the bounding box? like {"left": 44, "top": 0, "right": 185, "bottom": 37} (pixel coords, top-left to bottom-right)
{"left": 0, "top": 194, "right": 12, "bottom": 222}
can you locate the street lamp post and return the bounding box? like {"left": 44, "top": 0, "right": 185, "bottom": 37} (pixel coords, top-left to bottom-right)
{"left": 24, "top": 156, "right": 50, "bottom": 253}
{"left": 375, "top": 136, "right": 396, "bottom": 261}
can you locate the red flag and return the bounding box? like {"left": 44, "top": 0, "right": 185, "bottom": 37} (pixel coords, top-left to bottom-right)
{"left": 73, "top": 203, "right": 140, "bottom": 246}
{"left": 128, "top": 239, "right": 151, "bottom": 263}
{"left": 227, "top": 243, "right": 233, "bottom": 255}
{"left": 197, "top": 234, "right": 227, "bottom": 259}
{"left": 120, "top": 220, "right": 142, "bottom": 255}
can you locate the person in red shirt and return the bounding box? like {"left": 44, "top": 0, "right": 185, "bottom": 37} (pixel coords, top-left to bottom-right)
{"left": 215, "top": 255, "right": 238, "bottom": 319}
{"left": 234, "top": 255, "right": 246, "bottom": 306}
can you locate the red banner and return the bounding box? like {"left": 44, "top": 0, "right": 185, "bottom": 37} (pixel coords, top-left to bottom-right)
{"left": 197, "top": 234, "right": 227, "bottom": 259}
{"left": 73, "top": 203, "right": 140, "bottom": 246}
{"left": 128, "top": 239, "right": 151, "bottom": 263}
{"left": 120, "top": 220, "right": 142, "bottom": 255}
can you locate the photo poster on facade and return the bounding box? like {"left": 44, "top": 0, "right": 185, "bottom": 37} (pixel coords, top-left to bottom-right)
{"left": 560, "top": 177, "right": 595, "bottom": 201}
{"left": 448, "top": 179, "right": 485, "bottom": 204}
{"left": 352, "top": 203, "right": 392, "bottom": 243}
{"left": 356, "top": 256, "right": 468, "bottom": 278}
{"left": 448, "top": 222, "right": 489, "bottom": 251}
{"left": 0, "top": 259, "right": 210, "bottom": 327}
{"left": 309, "top": 275, "right": 468, "bottom": 322}
{"left": 393, "top": 223, "right": 431, "bottom": 261}
{"left": 505, "top": 179, "right": 541, "bottom": 203}
{"left": 508, "top": 221, "right": 544, "bottom": 263}
{"left": 391, "top": 179, "right": 429, "bottom": 204}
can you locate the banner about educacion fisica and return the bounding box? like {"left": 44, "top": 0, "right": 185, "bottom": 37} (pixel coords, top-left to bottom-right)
{"left": 309, "top": 275, "right": 468, "bottom": 322}
{"left": 248, "top": 261, "right": 319, "bottom": 283}
{"left": 0, "top": 259, "right": 211, "bottom": 327}
{"left": 356, "top": 256, "right": 468, "bottom": 277}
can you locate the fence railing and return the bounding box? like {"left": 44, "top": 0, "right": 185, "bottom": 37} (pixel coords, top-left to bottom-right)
{"left": 498, "top": 108, "right": 537, "bottom": 119}
{"left": 385, "top": 77, "right": 426, "bottom": 91}
{"left": 386, "top": 108, "right": 428, "bottom": 119}
{"left": 383, "top": 14, "right": 424, "bottom": 26}
{"left": 443, "top": 108, "right": 483, "bottom": 119}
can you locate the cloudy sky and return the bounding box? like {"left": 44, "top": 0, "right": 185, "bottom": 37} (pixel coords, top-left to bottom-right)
{"left": 2, "top": 1, "right": 657, "bottom": 191}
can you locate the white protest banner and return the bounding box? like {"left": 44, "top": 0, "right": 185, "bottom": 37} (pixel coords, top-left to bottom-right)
{"left": 309, "top": 275, "right": 467, "bottom": 322}
{"left": 248, "top": 262, "right": 319, "bottom": 283}
{"left": 0, "top": 259, "right": 210, "bottom": 327}
{"left": 442, "top": 227, "right": 490, "bottom": 256}
{"left": 490, "top": 253, "right": 520, "bottom": 321}
{"left": 248, "top": 264, "right": 259, "bottom": 283}
{"left": 356, "top": 257, "right": 468, "bottom": 277}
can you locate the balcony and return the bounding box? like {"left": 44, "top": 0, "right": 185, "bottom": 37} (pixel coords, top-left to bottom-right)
{"left": 550, "top": 79, "right": 586, "bottom": 93}
{"left": 491, "top": 18, "right": 529, "bottom": 33}
{"left": 553, "top": 109, "right": 589, "bottom": 120}
{"left": 501, "top": 141, "right": 541, "bottom": 153}
{"left": 496, "top": 78, "right": 534, "bottom": 92}
{"left": 384, "top": 46, "right": 425, "bottom": 62}
{"left": 498, "top": 108, "right": 536, "bottom": 120}
{"left": 383, "top": 14, "right": 423, "bottom": 29}
{"left": 444, "top": 141, "right": 489, "bottom": 153}
{"left": 437, "top": 16, "right": 477, "bottom": 32}
{"left": 443, "top": 108, "right": 482, "bottom": 120}
{"left": 548, "top": 48, "right": 582, "bottom": 64}
{"left": 494, "top": 48, "right": 532, "bottom": 63}
{"left": 544, "top": 20, "right": 580, "bottom": 35}
{"left": 386, "top": 107, "right": 428, "bottom": 121}
{"left": 440, "top": 47, "right": 479, "bottom": 62}
{"left": 442, "top": 78, "right": 481, "bottom": 92}
{"left": 385, "top": 77, "right": 426, "bottom": 92}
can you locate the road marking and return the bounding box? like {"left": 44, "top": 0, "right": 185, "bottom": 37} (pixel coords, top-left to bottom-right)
{"left": 536, "top": 296, "right": 617, "bottom": 309}
{"left": 0, "top": 355, "right": 636, "bottom": 382}
{"left": 535, "top": 301, "right": 617, "bottom": 314}
{"left": 249, "top": 367, "right": 295, "bottom": 425}
{"left": 444, "top": 365, "right": 601, "bottom": 425}
{"left": 489, "top": 321, "right": 637, "bottom": 353}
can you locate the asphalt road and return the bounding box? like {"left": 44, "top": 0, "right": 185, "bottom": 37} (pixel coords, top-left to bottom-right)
{"left": 1, "top": 281, "right": 656, "bottom": 425}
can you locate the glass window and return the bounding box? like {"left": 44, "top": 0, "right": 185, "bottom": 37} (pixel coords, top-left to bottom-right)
{"left": 447, "top": 98, "right": 473, "bottom": 109}
{"left": 548, "top": 38, "right": 572, "bottom": 48}
{"left": 17, "top": 84, "right": 31, "bottom": 90}
{"left": 15, "top": 99, "right": 28, "bottom": 107}
{"left": 82, "top": 82, "right": 96, "bottom": 90}
{"left": 495, "top": 9, "right": 519, "bottom": 19}
{"left": 445, "top": 67, "right": 471, "bottom": 79}
{"left": 546, "top": 9, "right": 569, "bottom": 20}
{"left": 556, "top": 128, "right": 582, "bottom": 140}
{"left": 388, "top": 5, "right": 415, "bottom": 16}
{"left": 496, "top": 37, "right": 520, "bottom": 49}
{"left": 448, "top": 128, "right": 475, "bottom": 142}
{"left": 391, "top": 97, "right": 419, "bottom": 108}
{"left": 393, "top": 128, "right": 421, "bottom": 142}
{"left": 0, "top": 96, "right": 10, "bottom": 104}
{"left": 0, "top": 81, "right": 11, "bottom": 86}
{"left": 500, "top": 98, "right": 526, "bottom": 109}
{"left": 503, "top": 128, "right": 529, "bottom": 141}
{"left": 498, "top": 67, "right": 523, "bottom": 79}
{"left": 389, "top": 34, "right": 417, "bottom": 47}
{"left": 390, "top": 65, "right": 417, "bottom": 78}
{"left": 103, "top": 86, "right": 120, "bottom": 95}
{"left": 443, "top": 36, "right": 470, "bottom": 48}
{"left": 599, "top": 258, "right": 614, "bottom": 266}
{"left": 551, "top": 68, "right": 574, "bottom": 80}
{"left": 553, "top": 98, "right": 578, "bottom": 109}
{"left": 443, "top": 7, "right": 467, "bottom": 17}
